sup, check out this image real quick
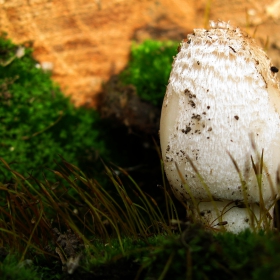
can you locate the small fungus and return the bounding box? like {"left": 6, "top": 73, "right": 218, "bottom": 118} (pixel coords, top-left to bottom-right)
{"left": 160, "top": 20, "right": 280, "bottom": 233}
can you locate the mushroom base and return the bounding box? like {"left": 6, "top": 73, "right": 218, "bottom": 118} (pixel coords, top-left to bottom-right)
{"left": 193, "top": 201, "right": 273, "bottom": 233}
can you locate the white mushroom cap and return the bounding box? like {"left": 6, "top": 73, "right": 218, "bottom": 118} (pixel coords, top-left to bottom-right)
{"left": 160, "top": 20, "right": 280, "bottom": 232}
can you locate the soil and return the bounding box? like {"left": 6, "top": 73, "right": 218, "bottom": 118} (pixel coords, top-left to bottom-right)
{"left": 1, "top": 0, "right": 280, "bottom": 107}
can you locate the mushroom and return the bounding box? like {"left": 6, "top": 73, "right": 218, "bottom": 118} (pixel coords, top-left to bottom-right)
{"left": 160, "top": 20, "right": 280, "bottom": 233}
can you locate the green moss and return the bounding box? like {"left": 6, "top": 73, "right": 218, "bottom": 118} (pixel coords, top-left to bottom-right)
{"left": 0, "top": 33, "right": 108, "bottom": 181}
{"left": 137, "top": 226, "right": 280, "bottom": 280}
{"left": 1, "top": 159, "right": 280, "bottom": 279}
{"left": 47, "top": 225, "right": 280, "bottom": 280}
{"left": 0, "top": 256, "right": 40, "bottom": 280}
{"left": 120, "top": 40, "right": 178, "bottom": 107}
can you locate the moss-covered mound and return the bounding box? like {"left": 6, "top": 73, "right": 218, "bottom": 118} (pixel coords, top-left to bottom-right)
{"left": 0, "top": 33, "right": 108, "bottom": 181}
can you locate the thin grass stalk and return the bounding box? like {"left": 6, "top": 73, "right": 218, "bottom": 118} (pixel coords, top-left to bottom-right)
{"left": 104, "top": 169, "right": 142, "bottom": 236}
{"left": 105, "top": 160, "right": 167, "bottom": 234}
{"left": 160, "top": 159, "right": 171, "bottom": 226}
{"left": 117, "top": 189, "right": 147, "bottom": 236}
{"left": 126, "top": 188, "right": 163, "bottom": 233}
{"left": 36, "top": 177, "right": 98, "bottom": 243}
{"left": 36, "top": 186, "right": 92, "bottom": 250}
{"left": 60, "top": 176, "right": 112, "bottom": 238}
{"left": 83, "top": 170, "right": 134, "bottom": 229}
{"left": 0, "top": 227, "right": 54, "bottom": 257}
{"left": 259, "top": 160, "right": 278, "bottom": 230}
{"left": 185, "top": 156, "right": 221, "bottom": 218}
{"left": 175, "top": 159, "right": 224, "bottom": 229}
{"left": 0, "top": 204, "right": 31, "bottom": 239}
{"left": 143, "top": 191, "right": 169, "bottom": 232}
{"left": 250, "top": 147, "right": 274, "bottom": 230}
{"left": 175, "top": 161, "right": 199, "bottom": 216}
{"left": 186, "top": 248, "right": 192, "bottom": 280}
{"left": 9, "top": 193, "right": 42, "bottom": 247}
{"left": 153, "top": 138, "right": 173, "bottom": 229}
{"left": 80, "top": 191, "right": 125, "bottom": 250}
{"left": 116, "top": 166, "right": 166, "bottom": 232}
{"left": 1, "top": 180, "right": 50, "bottom": 245}
{"left": 85, "top": 197, "right": 131, "bottom": 239}
{"left": 6, "top": 193, "right": 18, "bottom": 251}
{"left": 38, "top": 178, "right": 103, "bottom": 244}
{"left": 250, "top": 135, "right": 275, "bottom": 230}
{"left": 20, "top": 200, "right": 44, "bottom": 261}
{"left": 83, "top": 165, "right": 160, "bottom": 236}
{"left": 82, "top": 183, "right": 132, "bottom": 235}
{"left": 57, "top": 208, "right": 92, "bottom": 248}
{"left": 158, "top": 251, "right": 175, "bottom": 280}
{"left": 129, "top": 202, "right": 158, "bottom": 235}
{"left": 250, "top": 154, "right": 266, "bottom": 230}
{"left": 117, "top": 141, "right": 170, "bottom": 233}
{"left": 164, "top": 190, "right": 182, "bottom": 232}
{"left": 111, "top": 171, "right": 158, "bottom": 236}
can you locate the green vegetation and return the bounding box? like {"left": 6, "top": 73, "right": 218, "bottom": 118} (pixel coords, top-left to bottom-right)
{"left": 0, "top": 32, "right": 108, "bottom": 182}
{"left": 0, "top": 158, "right": 175, "bottom": 279}
{"left": 114, "top": 226, "right": 280, "bottom": 280}
{"left": 1, "top": 159, "right": 280, "bottom": 280}
{"left": 1, "top": 34, "right": 280, "bottom": 280}
{"left": 120, "top": 40, "right": 178, "bottom": 107}
{"left": 1, "top": 257, "right": 40, "bottom": 280}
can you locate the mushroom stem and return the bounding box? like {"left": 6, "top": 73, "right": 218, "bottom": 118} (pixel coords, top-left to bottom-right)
{"left": 193, "top": 201, "right": 273, "bottom": 233}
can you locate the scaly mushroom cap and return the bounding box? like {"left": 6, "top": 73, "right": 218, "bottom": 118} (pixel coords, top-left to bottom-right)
{"left": 160, "top": 21, "right": 280, "bottom": 228}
